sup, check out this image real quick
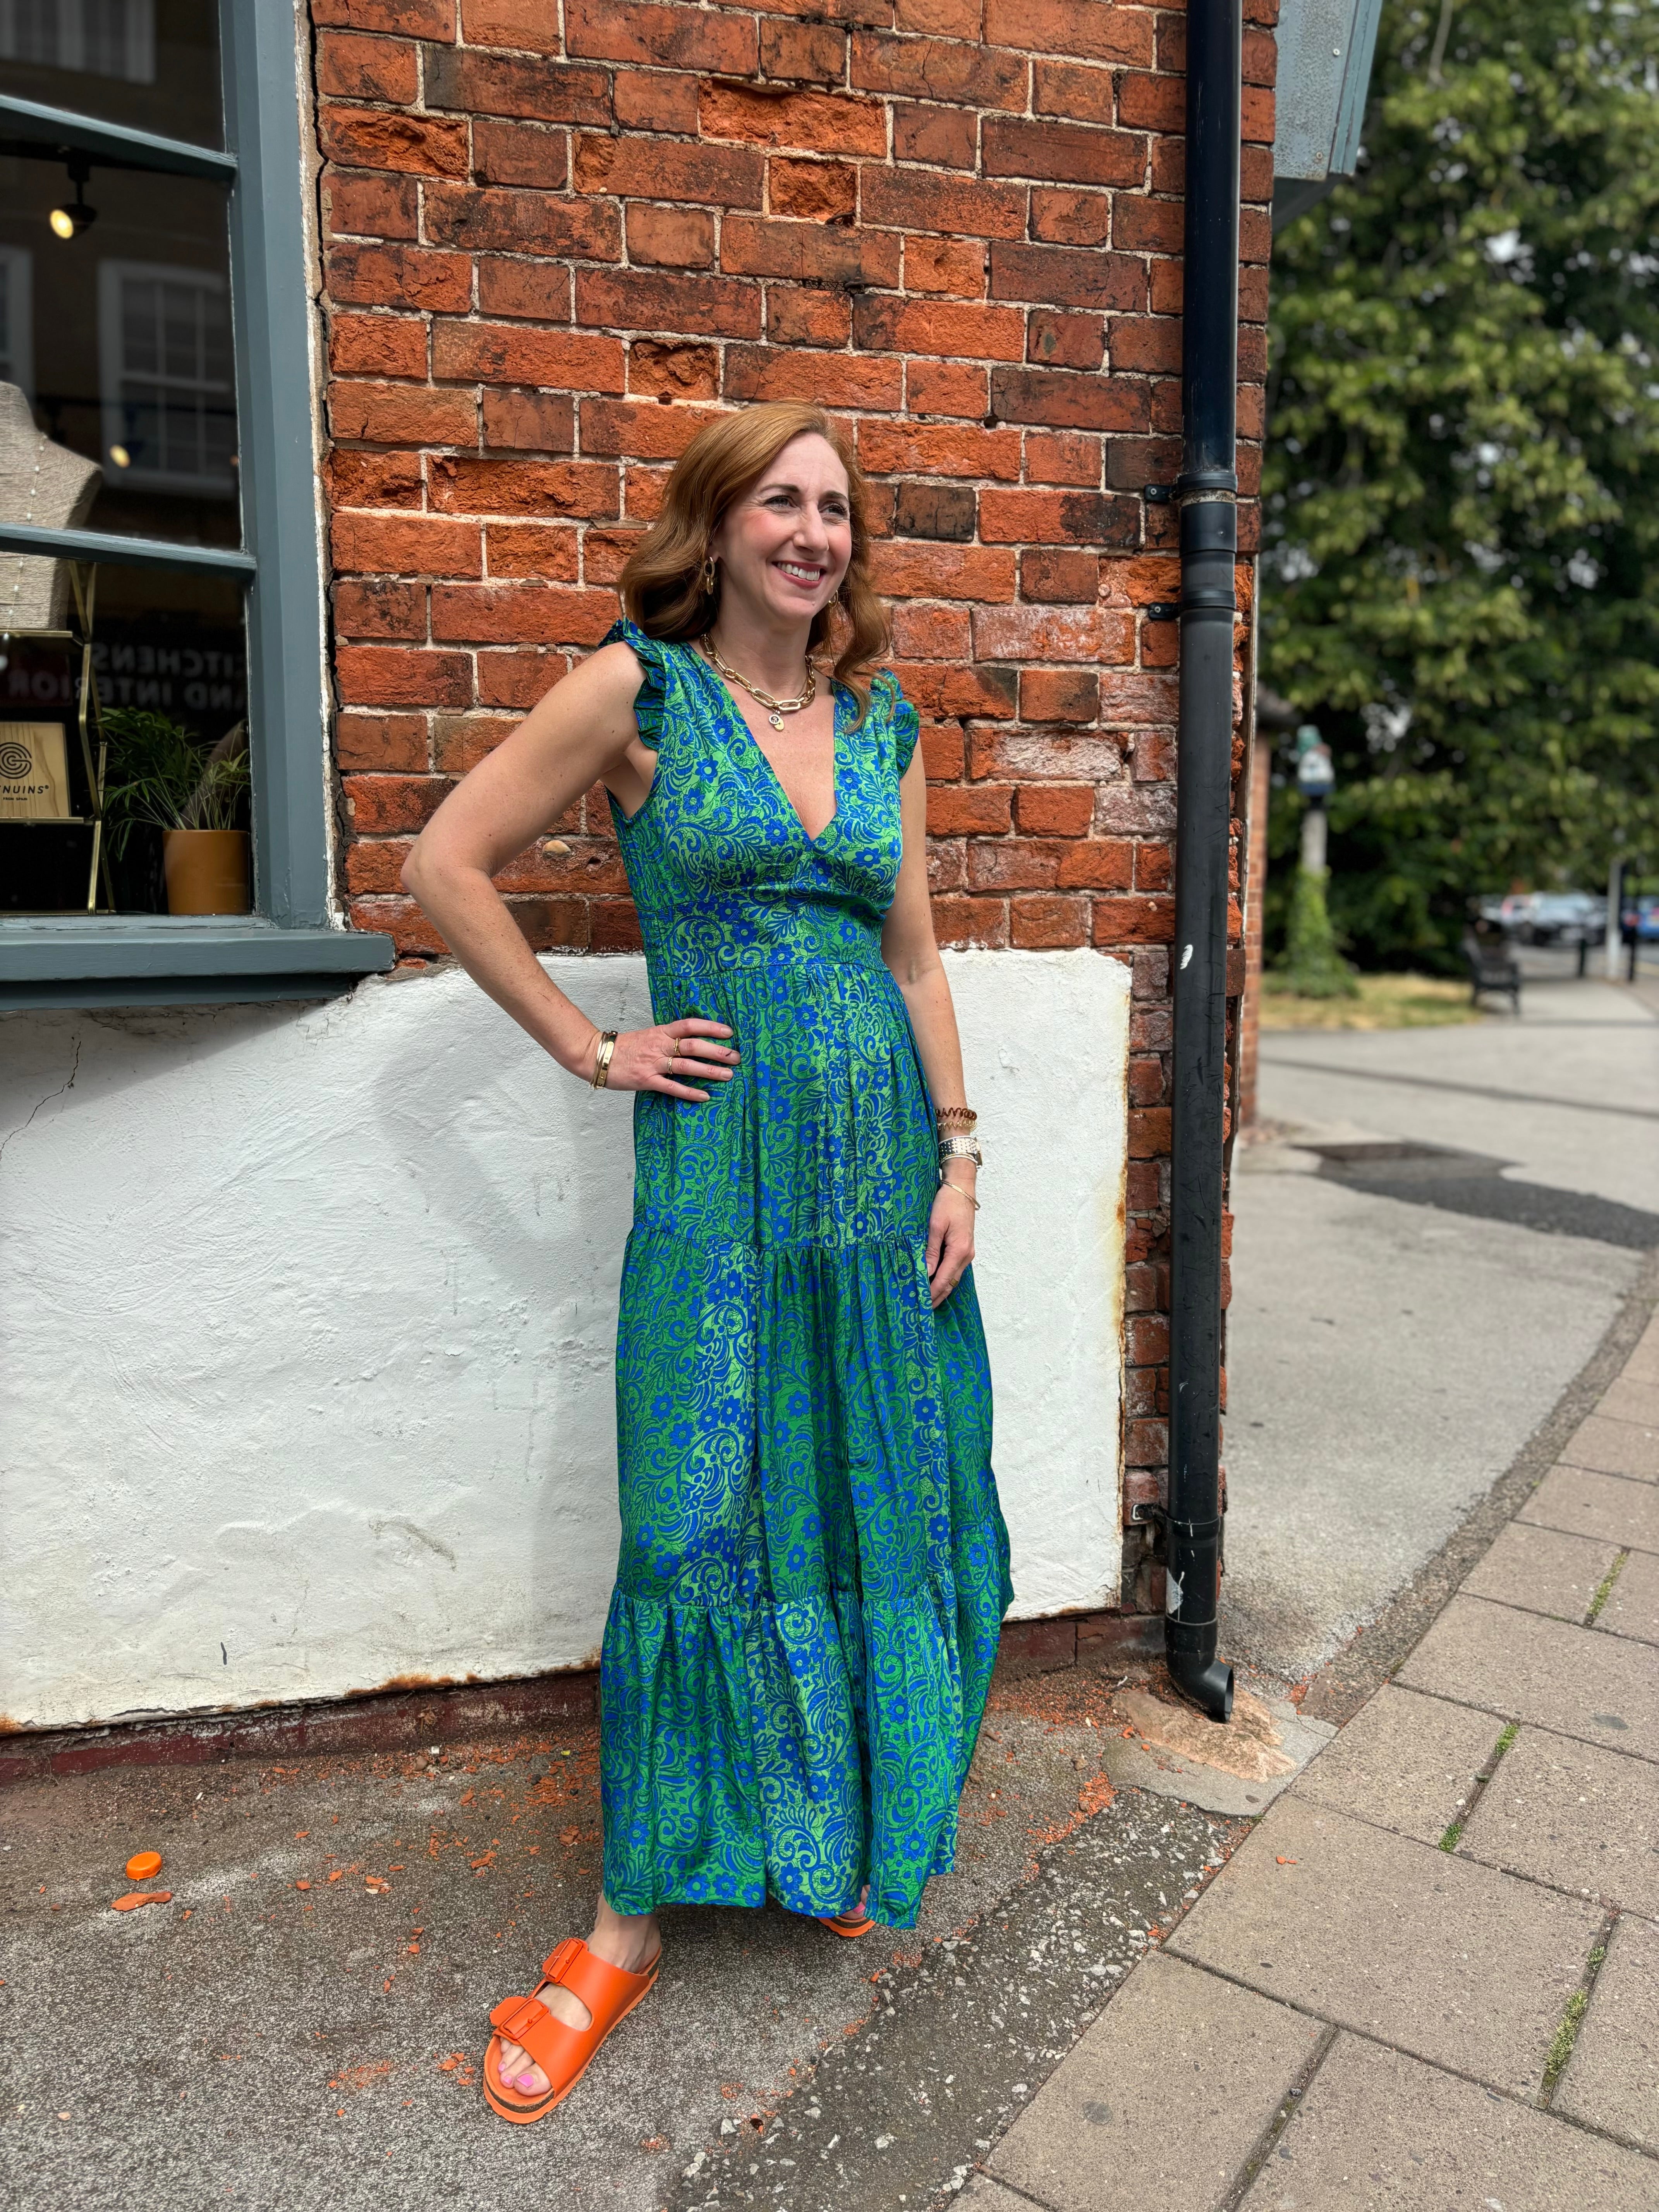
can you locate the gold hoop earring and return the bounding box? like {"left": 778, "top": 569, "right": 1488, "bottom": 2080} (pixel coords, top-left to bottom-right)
{"left": 703, "top": 556, "right": 718, "bottom": 596}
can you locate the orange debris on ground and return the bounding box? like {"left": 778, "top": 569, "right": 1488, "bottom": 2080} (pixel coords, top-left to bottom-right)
{"left": 111, "top": 1890, "right": 172, "bottom": 1912}
{"left": 124, "top": 1851, "right": 163, "bottom": 1881}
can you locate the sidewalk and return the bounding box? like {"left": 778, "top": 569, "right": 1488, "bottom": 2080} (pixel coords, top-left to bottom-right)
{"left": 965, "top": 1302, "right": 1659, "bottom": 2210}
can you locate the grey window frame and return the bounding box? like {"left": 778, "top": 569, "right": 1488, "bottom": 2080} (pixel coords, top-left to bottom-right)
{"left": 0, "top": 0, "right": 393, "bottom": 1008}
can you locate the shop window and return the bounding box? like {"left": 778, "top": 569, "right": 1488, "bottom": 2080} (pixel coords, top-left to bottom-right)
{"left": 0, "top": 0, "right": 391, "bottom": 1006}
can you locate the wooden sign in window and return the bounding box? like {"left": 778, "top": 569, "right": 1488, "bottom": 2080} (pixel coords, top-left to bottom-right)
{"left": 0, "top": 723, "right": 73, "bottom": 819}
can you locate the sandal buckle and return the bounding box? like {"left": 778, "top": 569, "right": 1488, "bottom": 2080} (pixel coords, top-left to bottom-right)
{"left": 489, "top": 1994, "right": 545, "bottom": 2040}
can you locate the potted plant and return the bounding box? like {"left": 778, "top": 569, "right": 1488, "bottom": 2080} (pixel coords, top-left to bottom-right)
{"left": 101, "top": 711, "right": 251, "bottom": 915}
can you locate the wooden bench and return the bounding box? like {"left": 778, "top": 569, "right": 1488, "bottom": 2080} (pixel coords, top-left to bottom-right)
{"left": 1463, "top": 932, "right": 1522, "bottom": 1012}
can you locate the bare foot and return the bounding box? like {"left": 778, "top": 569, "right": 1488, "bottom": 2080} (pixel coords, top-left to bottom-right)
{"left": 494, "top": 1896, "right": 660, "bottom": 2098}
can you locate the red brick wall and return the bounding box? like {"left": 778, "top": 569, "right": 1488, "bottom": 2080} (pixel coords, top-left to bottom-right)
{"left": 309, "top": 0, "right": 1276, "bottom": 1610}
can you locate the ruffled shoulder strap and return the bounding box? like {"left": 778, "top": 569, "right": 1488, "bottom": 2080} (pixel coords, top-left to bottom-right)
{"left": 600, "top": 616, "right": 674, "bottom": 752}
{"left": 876, "top": 668, "right": 921, "bottom": 778}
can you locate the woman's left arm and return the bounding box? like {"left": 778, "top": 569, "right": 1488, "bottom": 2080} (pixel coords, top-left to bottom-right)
{"left": 882, "top": 745, "right": 979, "bottom": 1309}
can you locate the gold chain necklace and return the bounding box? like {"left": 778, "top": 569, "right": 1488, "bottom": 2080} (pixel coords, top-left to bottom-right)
{"left": 701, "top": 634, "right": 817, "bottom": 729}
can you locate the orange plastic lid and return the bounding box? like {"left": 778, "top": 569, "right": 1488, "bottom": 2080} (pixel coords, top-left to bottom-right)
{"left": 124, "top": 1850, "right": 163, "bottom": 1881}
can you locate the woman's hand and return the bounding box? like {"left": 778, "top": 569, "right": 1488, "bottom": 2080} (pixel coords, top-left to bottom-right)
{"left": 926, "top": 1175, "right": 977, "bottom": 1308}
{"left": 592, "top": 1016, "right": 739, "bottom": 1103}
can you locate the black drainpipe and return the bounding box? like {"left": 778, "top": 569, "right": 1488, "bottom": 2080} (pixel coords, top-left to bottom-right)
{"left": 1162, "top": 0, "right": 1240, "bottom": 1719}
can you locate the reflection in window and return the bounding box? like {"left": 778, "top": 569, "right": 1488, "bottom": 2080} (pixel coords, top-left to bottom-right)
{"left": 0, "top": 0, "right": 156, "bottom": 84}
{"left": 100, "top": 263, "right": 233, "bottom": 493}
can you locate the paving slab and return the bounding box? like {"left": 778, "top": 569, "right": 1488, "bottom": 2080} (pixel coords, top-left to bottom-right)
{"left": 1095, "top": 1692, "right": 1336, "bottom": 1818}
{"left": 1521, "top": 1463, "right": 1659, "bottom": 1554}
{"left": 1461, "top": 1520, "right": 1618, "bottom": 1623}
{"left": 1556, "top": 1910, "right": 1659, "bottom": 2152}
{"left": 958, "top": 2180, "right": 1032, "bottom": 2210}
{"left": 1626, "top": 1317, "right": 1659, "bottom": 1386}
{"left": 1395, "top": 1593, "right": 1659, "bottom": 1760}
{"left": 1599, "top": 1373, "right": 1659, "bottom": 1428}
{"left": 986, "top": 1951, "right": 1321, "bottom": 2212}
{"left": 1237, "top": 2032, "right": 1658, "bottom": 2212}
{"left": 1295, "top": 1684, "right": 1499, "bottom": 1845}
{"left": 1601, "top": 1546, "right": 1659, "bottom": 1645}
{"left": 1456, "top": 1726, "right": 1659, "bottom": 1915}
{"left": 1164, "top": 1796, "right": 1602, "bottom": 2097}
{"left": 1564, "top": 1412, "right": 1659, "bottom": 1482}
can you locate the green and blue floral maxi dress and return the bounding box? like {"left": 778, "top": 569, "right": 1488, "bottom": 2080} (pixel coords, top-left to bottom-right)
{"left": 597, "top": 620, "right": 1014, "bottom": 1931}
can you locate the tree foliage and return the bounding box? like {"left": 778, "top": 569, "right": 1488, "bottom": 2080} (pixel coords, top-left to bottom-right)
{"left": 1261, "top": 0, "right": 1659, "bottom": 967}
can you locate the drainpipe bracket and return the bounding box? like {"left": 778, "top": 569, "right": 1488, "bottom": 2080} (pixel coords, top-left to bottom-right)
{"left": 1144, "top": 602, "right": 1182, "bottom": 622}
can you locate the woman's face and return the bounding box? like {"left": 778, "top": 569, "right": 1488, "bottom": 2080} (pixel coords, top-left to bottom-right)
{"left": 711, "top": 433, "right": 854, "bottom": 631}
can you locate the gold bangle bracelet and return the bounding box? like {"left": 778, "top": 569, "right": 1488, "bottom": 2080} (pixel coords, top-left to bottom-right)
{"left": 591, "top": 1030, "right": 618, "bottom": 1090}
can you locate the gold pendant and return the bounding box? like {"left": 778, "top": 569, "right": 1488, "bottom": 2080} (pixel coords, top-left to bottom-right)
{"left": 768, "top": 711, "right": 783, "bottom": 729}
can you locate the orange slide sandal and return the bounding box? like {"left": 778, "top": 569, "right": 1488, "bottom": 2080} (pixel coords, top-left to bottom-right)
{"left": 816, "top": 1904, "right": 876, "bottom": 1939}
{"left": 482, "top": 1937, "right": 661, "bottom": 2126}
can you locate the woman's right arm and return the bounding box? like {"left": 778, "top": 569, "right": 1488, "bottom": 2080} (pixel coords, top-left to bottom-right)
{"left": 400, "top": 640, "right": 737, "bottom": 1101}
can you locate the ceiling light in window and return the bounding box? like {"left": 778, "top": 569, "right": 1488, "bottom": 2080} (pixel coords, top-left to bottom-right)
{"left": 108, "top": 445, "right": 132, "bottom": 469}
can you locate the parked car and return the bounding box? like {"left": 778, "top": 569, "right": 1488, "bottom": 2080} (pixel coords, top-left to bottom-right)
{"left": 1621, "top": 894, "right": 1659, "bottom": 941}
{"left": 1526, "top": 892, "right": 1606, "bottom": 946}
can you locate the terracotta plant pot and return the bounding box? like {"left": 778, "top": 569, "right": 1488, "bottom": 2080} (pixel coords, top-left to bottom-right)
{"left": 163, "top": 828, "right": 251, "bottom": 915}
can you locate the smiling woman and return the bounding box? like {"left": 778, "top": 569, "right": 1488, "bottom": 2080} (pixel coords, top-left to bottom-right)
{"left": 400, "top": 400, "right": 1011, "bottom": 2126}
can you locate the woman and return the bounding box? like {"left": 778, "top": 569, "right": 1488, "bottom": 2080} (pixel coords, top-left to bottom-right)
{"left": 402, "top": 400, "right": 1013, "bottom": 2126}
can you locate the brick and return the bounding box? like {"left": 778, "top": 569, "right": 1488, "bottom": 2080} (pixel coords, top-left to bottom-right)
{"left": 907, "top": 361, "right": 988, "bottom": 417}
{"left": 328, "top": 314, "right": 428, "bottom": 379}
{"left": 720, "top": 216, "right": 899, "bottom": 287}
{"left": 1135, "top": 840, "right": 1172, "bottom": 890}
{"left": 347, "top": 894, "right": 442, "bottom": 957}
{"left": 1243, "top": 24, "right": 1278, "bottom": 82}
{"left": 1056, "top": 839, "right": 1135, "bottom": 889}
{"left": 860, "top": 167, "right": 1026, "bottom": 239}
{"left": 431, "top": 712, "right": 531, "bottom": 772}
{"left": 891, "top": 603, "right": 971, "bottom": 658}
{"left": 424, "top": 183, "right": 620, "bottom": 259}
{"left": 589, "top": 899, "right": 644, "bottom": 952}
{"left": 582, "top": 527, "right": 647, "bottom": 584}
{"left": 472, "top": 120, "right": 569, "bottom": 191}
{"left": 903, "top": 235, "right": 988, "bottom": 297}
{"left": 1151, "top": 258, "right": 1183, "bottom": 315}
{"left": 1031, "top": 57, "right": 1116, "bottom": 125}
{"left": 769, "top": 287, "right": 852, "bottom": 346}
{"left": 336, "top": 713, "right": 428, "bottom": 774}
{"left": 1026, "top": 429, "right": 1104, "bottom": 485}
{"left": 424, "top": 47, "right": 613, "bottom": 127}
{"left": 851, "top": 30, "right": 1025, "bottom": 105}
{"left": 431, "top": 583, "right": 617, "bottom": 646}
{"left": 343, "top": 773, "right": 453, "bottom": 834}
{"left": 345, "top": 840, "right": 417, "bottom": 892}
{"left": 318, "top": 103, "right": 469, "bottom": 177}
{"left": 931, "top": 895, "right": 1010, "bottom": 948}
{"left": 993, "top": 242, "right": 1144, "bottom": 312}
{"left": 628, "top": 339, "right": 720, "bottom": 400}
{"left": 1011, "top": 892, "right": 1088, "bottom": 948}
{"left": 984, "top": 0, "right": 1154, "bottom": 64}
{"left": 475, "top": 259, "right": 574, "bottom": 322}
{"left": 325, "top": 242, "right": 471, "bottom": 312}
{"left": 1114, "top": 194, "right": 1183, "bottom": 253}
{"left": 768, "top": 158, "right": 857, "bottom": 221}
{"left": 701, "top": 83, "right": 888, "bottom": 156}
{"left": 852, "top": 295, "right": 1025, "bottom": 361}
{"left": 627, "top": 203, "right": 716, "bottom": 268}
{"left": 613, "top": 68, "right": 702, "bottom": 134}
{"left": 761, "top": 17, "right": 849, "bottom": 79}
{"left": 920, "top": 721, "right": 966, "bottom": 779}
{"left": 456, "top": 0, "right": 562, "bottom": 47}
{"left": 927, "top": 784, "right": 1013, "bottom": 836}
{"left": 317, "top": 29, "right": 418, "bottom": 103}
{"left": 565, "top": 0, "right": 758, "bottom": 70}
{"left": 510, "top": 898, "right": 592, "bottom": 952}
{"left": 1021, "top": 668, "right": 1099, "bottom": 723}
{"left": 433, "top": 321, "right": 627, "bottom": 392}
{"left": 477, "top": 646, "right": 572, "bottom": 709}
{"left": 1021, "top": 547, "right": 1100, "bottom": 602}
{"left": 1117, "top": 71, "right": 1183, "bottom": 132}
{"left": 894, "top": 481, "right": 976, "bottom": 540}
{"left": 969, "top": 725, "right": 1124, "bottom": 783}
{"left": 857, "top": 419, "right": 1022, "bottom": 479}
{"left": 323, "top": 168, "right": 418, "bottom": 241}
{"left": 967, "top": 838, "right": 1060, "bottom": 891}
{"left": 484, "top": 523, "right": 580, "bottom": 581}
{"left": 723, "top": 345, "right": 904, "bottom": 410}
{"left": 1109, "top": 314, "right": 1181, "bottom": 373}
{"left": 892, "top": 99, "right": 978, "bottom": 168}
{"left": 333, "top": 578, "right": 426, "bottom": 639}
{"left": 577, "top": 268, "right": 761, "bottom": 340}
{"left": 990, "top": 366, "right": 1148, "bottom": 431}
{"left": 1028, "top": 312, "right": 1104, "bottom": 371}
{"left": 330, "top": 380, "right": 478, "bottom": 453}
{"left": 867, "top": 541, "right": 1015, "bottom": 600}
{"left": 573, "top": 132, "right": 764, "bottom": 208}
{"left": 974, "top": 602, "right": 1135, "bottom": 659}
{"left": 1015, "top": 783, "right": 1094, "bottom": 836}
{"left": 1243, "top": 85, "right": 1275, "bottom": 144}
{"left": 314, "top": 0, "right": 453, "bottom": 30}
{"left": 978, "top": 489, "right": 1139, "bottom": 548}
{"left": 1030, "top": 187, "right": 1113, "bottom": 247}
{"left": 328, "top": 448, "right": 423, "bottom": 508}
{"left": 899, "top": 659, "right": 1017, "bottom": 719}
{"left": 481, "top": 388, "right": 576, "bottom": 452}
{"left": 896, "top": 0, "right": 982, "bottom": 31}
{"left": 984, "top": 117, "right": 1145, "bottom": 188}
{"left": 580, "top": 398, "right": 727, "bottom": 459}
{"left": 1127, "top": 1107, "right": 1173, "bottom": 1162}
{"left": 428, "top": 456, "right": 620, "bottom": 519}
{"left": 338, "top": 647, "right": 473, "bottom": 709}
{"left": 332, "top": 510, "right": 483, "bottom": 577}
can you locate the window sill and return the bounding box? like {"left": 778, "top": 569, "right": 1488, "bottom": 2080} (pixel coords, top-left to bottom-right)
{"left": 0, "top": 917, "right": 396, "bottom": 1010}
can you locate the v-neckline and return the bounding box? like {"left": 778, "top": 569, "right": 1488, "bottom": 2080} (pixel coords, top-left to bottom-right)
{"left": 689, "top": 642, "right": 843, "bottom": 848}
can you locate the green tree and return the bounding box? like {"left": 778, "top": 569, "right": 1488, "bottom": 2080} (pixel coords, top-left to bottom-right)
{"left": 1261, "top": 0, "right": 1659, "bottom": 968}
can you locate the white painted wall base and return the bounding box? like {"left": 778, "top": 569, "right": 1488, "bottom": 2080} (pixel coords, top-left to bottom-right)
{"left": 0, "top": 948, "right": 1127, "bottom": 1731}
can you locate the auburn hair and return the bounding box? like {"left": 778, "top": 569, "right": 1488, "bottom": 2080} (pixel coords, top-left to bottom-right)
{"left": 617, "top": 402, "right": 891, "bottom": 723}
